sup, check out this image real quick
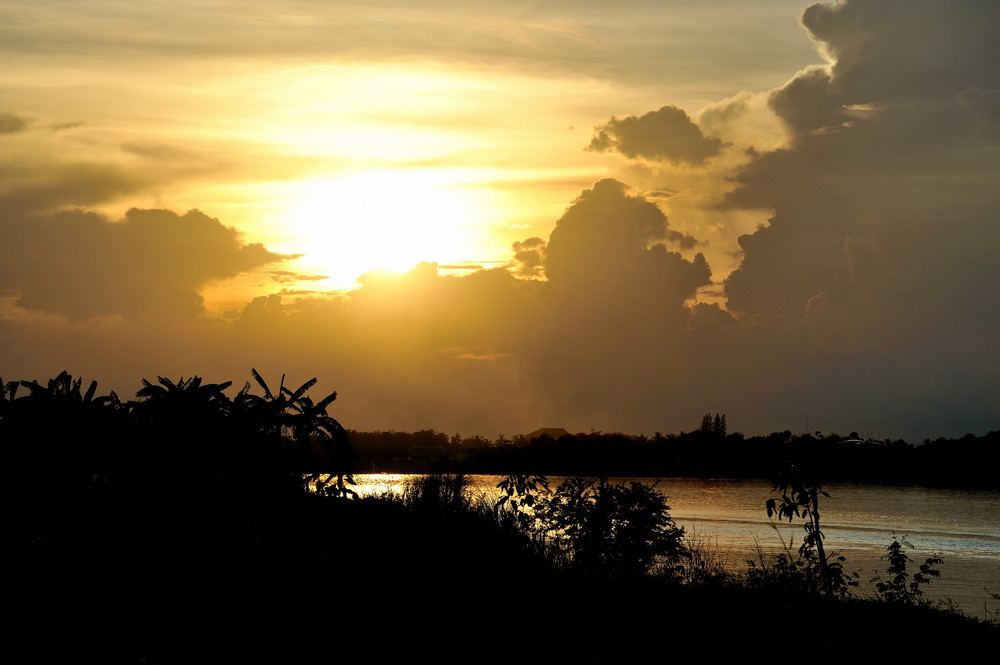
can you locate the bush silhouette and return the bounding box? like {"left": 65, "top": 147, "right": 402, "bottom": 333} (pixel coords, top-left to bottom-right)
{"left": 535, "top": 477, "right": 688, "bottom": 578}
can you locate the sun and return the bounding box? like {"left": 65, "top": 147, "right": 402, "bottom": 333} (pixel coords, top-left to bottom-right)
{"left": 287, "top": 169, "right": 493, "bottom": 288}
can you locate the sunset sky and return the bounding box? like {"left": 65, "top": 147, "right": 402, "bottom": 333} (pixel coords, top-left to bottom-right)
{"left": 2, "top": 0, "right": 998, "bottom": 441}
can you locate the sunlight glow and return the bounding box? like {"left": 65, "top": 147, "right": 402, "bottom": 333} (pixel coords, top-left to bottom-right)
{"left": 287, "top": 170, "right": 493, "bottom": 287}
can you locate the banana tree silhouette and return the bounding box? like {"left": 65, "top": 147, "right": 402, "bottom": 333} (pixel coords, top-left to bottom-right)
{"left": 135, "top": 375, "right": 233, "bottom": 407}
{"left": 0, "top": 376, "right": 19, "bottom": 418}
{"left": 3, "top": 371, "right": 126, "bottom": 470}
{"left": 236, "top": 369, "right": 355, "bottom": 497}
{"left": 132, "top": 375, "right": 235, "bottom": 473}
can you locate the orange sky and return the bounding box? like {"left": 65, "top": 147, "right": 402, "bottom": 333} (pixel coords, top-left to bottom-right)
{"left": 2, "top": 1, "right": 999, "bottom": 440}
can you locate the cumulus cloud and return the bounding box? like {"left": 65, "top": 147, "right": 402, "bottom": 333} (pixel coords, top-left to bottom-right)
{"left": 587, "top": 106, "right": 725, "bottom": 164}
{"left": 710, "top": 0, "right": 1000, "bottom": 436}
{"left": 510, "top": 237, "right": 546, "bottom": 278}
{"left": 506, "top": 179, "right": 712, "bottom": 426}
{"left": 552, "top": 0, "right": 1000, "bottom": 437}
{"left": 0, "top": 207, "right": 288, "bottom": 320}
{"left": 543, "top": 179, "right": 709, "bottom": 310}
{"left": 726, "top": 0, "right": 1000, "bottom": 316}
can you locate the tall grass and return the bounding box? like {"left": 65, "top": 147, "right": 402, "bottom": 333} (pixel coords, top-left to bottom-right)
{"left": 359, "top": 472, "right": 995, "bottom": 633}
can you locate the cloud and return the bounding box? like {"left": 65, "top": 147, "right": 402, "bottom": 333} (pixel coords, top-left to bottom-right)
{"left": 0, "top": 112, "right": 30, "bottom": 134}
{"left": 4, "top": 0, "right": 998, "bottom": 441}
{"left": 510, "top": 237, "right": 546, "bottom": 278}
{"left": 0, "top": 207, "right": 289, "bottom": 320}
{"left": 709, "top": 0, "right": 1000, "bottom": 436}
{"left": 0, "top": 161, "right": 148, "bottom": 215}
{"left": 218, "top": 180, "right": 716, "bottom": 434}
{"left": 120, "top": 141, "right": 202, "bottom": 162}
{"left": 543, "top": 179, "right": 709, "bottom": 308}
{"left": 557, "top": 1, "right": 1000, "bottom": 438}
{"left": 726, "top": 0, "right": 1000, "bottom": 316}
{"left": 510, "top": 179, "right": 713, "bottom": 426}
{"left": 587, "top": 106, "right": 725, "bottom": 164}
{"left": 665, "top": 228, "right": 699, "bottom": 250}
{"left": 269, "top": 270, "right": 328, "bottom": 284}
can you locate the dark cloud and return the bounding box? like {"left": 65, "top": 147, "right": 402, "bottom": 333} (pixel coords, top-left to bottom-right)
{"left": 269, "top": 270, "right": 328, "bottom": 284}
{"left": 587, "top": 106, "right": 725, "bottom": 164}
{"left": 47, "top": 121, "right": 86, "bottom": 132}
{"left": 0, "top": 161, "right": 149, "bottom": 215}
{"left": 519, "top": 179, "right": 712, "bottom": 426}
{"left": 714, "top": 0, "right": 1000, "bottom": 438}
{"left": 666, "top": 228, "right": 699, "bottom": 250}
{"left": 768, "top": 66, "right": 843, "bottom": 134}
{"left": 120, "top": 142, "right": 201, "bottom": 162}
{"left": 544, "top": 179, "right": 709, "bottom": 309}
{"left": 510, "top": 237, "right": 546, "bottom": 278}
{"left": 0, "top": 207, "right": 288, "bottom": 320}
{"left": 727, "top": 0, "right": 1000, "bottom": 313}
{"left": 0, "top": 112, "right": 30, "bottom": 134}
{"left": 800, "top": 0, "right": 1000, "bottom": 105}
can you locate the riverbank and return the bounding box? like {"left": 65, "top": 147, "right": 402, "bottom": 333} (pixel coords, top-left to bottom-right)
{"left": 350, "top": 428, "right": 1000, "bottom": 490}
{"left": 3, "top": 374, "right": 996, "bottom": 660}
{"left": 8, "top": 473, "right": 996, "bottom": 663}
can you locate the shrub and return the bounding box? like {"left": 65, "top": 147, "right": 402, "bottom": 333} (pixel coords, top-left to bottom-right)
{"left": 871, "top": 534, "right": 943, "bottom": 605}
{"left": 536, "top": 477, "right": 688, "bottom": 579}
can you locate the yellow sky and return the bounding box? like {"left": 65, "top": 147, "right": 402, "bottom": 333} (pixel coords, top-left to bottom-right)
{"left": 3, "top": 1, "right": 998, "bottom": 440}
{"left": 1, "top": 0, "right": 817, "bottom": 300}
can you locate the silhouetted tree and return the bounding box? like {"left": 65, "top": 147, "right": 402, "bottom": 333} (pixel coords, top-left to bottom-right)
{"left": 235, "top": 369, "right": 354, "bottom": 496}
{"left": 700, "top": 413, "right": 713, "bottom": 433}
{"left": 713, "top": 413, "right": 727, "bottom": 437}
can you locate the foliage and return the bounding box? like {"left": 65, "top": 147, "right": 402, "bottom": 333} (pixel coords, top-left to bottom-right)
{"left": 699, "top": 412, "right": 726, "bottom": 437}
{"left": 494, "top": 474, "right": 688, "bottom": 578}
{"left": 871, "top": 534, "right": 943, "bottom": 605}
{"left": 238, "top": 369, "right": 355, "bottom": 494}
{"left": 744, "top": 531, "right": 857, "bottom": 598}
{"left": 1, "top": 369, "right": 355, "bottom": 495}
{"left": 765, "top": 463, "right": 849, "bottom": 597}
{"left": 401, "top": 473, "right": 472, "bottom": 512}
{"left": 494, "top": 474, "right": 549, "bottom": 519}
{"left": 536, "top": 477, "right": 688, "bottom": 578}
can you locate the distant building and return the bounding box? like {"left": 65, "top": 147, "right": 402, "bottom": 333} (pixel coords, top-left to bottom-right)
{"left": 523, "top": 427, "right": 570, "bottom": 441}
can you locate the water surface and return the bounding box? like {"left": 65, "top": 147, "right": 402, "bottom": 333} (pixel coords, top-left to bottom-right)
{"left": 350, "top": 474, "right": 1000, "bottom": 620}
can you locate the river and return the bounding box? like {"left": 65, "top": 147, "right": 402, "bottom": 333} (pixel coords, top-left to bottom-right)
{"left": 348, "top": 473, "right": 1000, "bottom": 620}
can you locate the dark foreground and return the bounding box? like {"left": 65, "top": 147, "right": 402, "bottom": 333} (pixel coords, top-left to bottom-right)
{"left": 3, "top": 373, "right": 994, "bottom": 661}
{"left": 7, "top": 477, "right": 996, "bottom": 664}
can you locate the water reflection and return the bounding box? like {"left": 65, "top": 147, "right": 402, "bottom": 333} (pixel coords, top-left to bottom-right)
{"left": 347, "top": 473, "right": 1000, "bottom": 618}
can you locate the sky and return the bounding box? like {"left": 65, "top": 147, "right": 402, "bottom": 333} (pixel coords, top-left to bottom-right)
{"left": 2, "top": 0, "right": 998, "bottom": 441}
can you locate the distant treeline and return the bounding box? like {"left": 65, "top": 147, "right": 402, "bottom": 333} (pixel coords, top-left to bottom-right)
{"left": 352, "top": 426, "right": 1000, "bottom": 489}
{"left": 1, "top": 372, "right": 996, "bottom": 488}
